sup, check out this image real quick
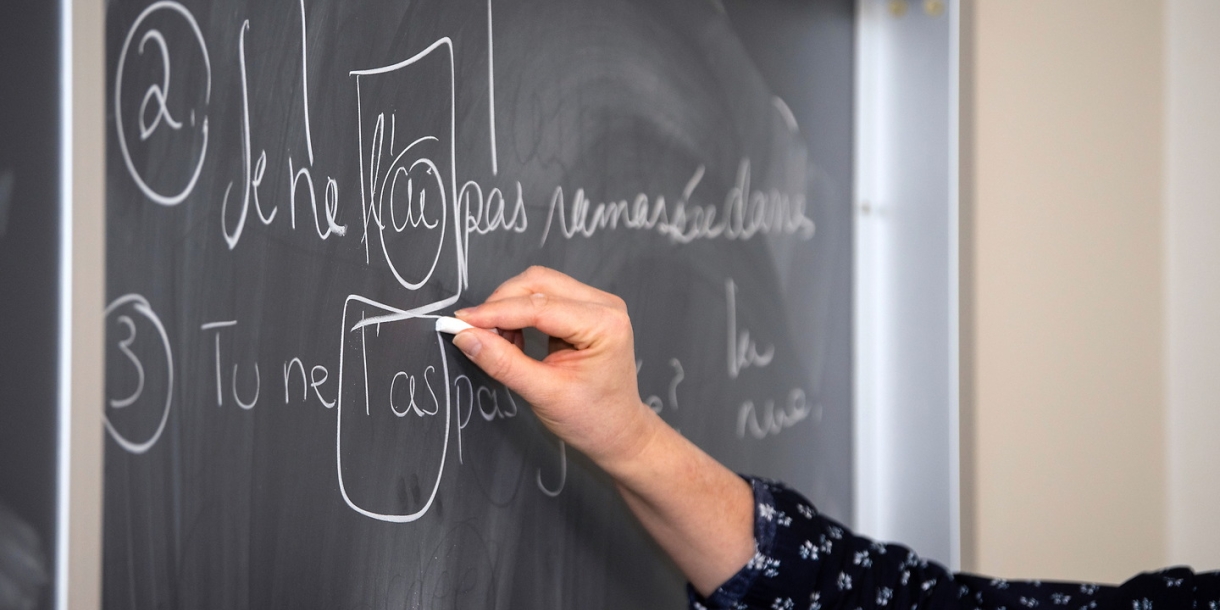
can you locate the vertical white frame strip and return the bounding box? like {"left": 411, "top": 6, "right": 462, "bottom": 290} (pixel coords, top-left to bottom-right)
{"left": 853, "top": 0, "right": 959, "bottom": 568}
{"left": 58, "top": 0, "right": 106, "bottom": 608}
{"left": 947, "top": 0, "right": 962, "bottom": 572}
{"left": 55, "top": 0, "right": 73, "bottom": 601}
{"left": 852, "top": 0, "right": 882, "bottom": 540}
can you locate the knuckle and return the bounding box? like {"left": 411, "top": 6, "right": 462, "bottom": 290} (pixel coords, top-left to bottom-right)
{"left": 529, "top": 291, "right": 550, "bottom": 311}
{"left": 604, "top": 307, "right": 632, "bottom": 335}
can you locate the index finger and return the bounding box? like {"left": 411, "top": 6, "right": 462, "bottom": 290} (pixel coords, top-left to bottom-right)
{"left": 483, "top": 266, "right": 624, "bottom": 310}
{"left": 456, "top": 292, "right": 622, "bottom": 350}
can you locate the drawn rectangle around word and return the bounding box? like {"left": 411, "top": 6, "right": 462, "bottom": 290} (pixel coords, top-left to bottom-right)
{"left": 336, "top": 297, "right": 452, "bottom": 522}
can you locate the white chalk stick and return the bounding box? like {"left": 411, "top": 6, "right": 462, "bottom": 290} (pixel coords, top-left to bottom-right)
{"left": 434, "top": 316, "right": 475, "bottom": 335}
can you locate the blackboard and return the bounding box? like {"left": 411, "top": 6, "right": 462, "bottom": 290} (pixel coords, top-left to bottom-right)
{"left": 102, "top": 0, "right": 853, "bottom": 607}
{"left": 1, "top": 2, "right": 61, "bottom": 609}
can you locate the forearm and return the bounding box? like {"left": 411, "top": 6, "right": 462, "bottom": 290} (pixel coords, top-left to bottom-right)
{"left": 450, "top": 268, "right": 756, "bottom": 597}
{"left": 598, "top": 410, "right": 755, "bottom": 597}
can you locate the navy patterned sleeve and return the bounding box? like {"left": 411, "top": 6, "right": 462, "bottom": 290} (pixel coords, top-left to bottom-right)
{"left": 688, "top": 476, "right": 1219, "bottom": 610}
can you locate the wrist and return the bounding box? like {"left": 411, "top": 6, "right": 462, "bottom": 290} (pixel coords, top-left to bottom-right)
{"left": 593, "top": 402, "right": 667, "bottom": 483}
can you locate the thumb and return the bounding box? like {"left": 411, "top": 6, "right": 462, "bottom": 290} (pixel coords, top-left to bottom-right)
{"left": 451, "top": 328, "right": 549, "bottom": 398}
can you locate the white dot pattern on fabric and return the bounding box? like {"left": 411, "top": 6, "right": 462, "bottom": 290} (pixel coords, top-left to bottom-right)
{"left": 688, "top": 476, "right": 1219, "bottom": 610}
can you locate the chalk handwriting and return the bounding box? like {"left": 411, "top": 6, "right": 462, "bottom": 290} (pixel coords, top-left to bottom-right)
{"left": 335, "top": 298, "right": 453, "bottom": 523}
{"left": 537, "top": 440, "right": 567, "bottom": 497}
{"left": 108, "top": 0, "right": 826, "bottom": 524}
{"left": 220, "top": 21, "right": 264, "bottom": 248}
{"left": 284, "top": 358, "right": 306, "bottom": 403}
{"left": 299, "top": 0, "right": 315, "bottom": 166}
{"left": 454, "top": 375, "right": 520, "bottom": 464}
{"left": 287, "top": 0, "right": 345, "bottom": 241}
{"left": 352, "top": 38, "right": 462, "bottom": 300}
{"left": 772, "top": 96, "right": 799, "bottom": 134}
{"left": 539, "top": 160, "right": 815, "bottom": 246}
{"left": 222, "top": 7, "right": 344, "bottom": 249}
{"left": 310, "top": 365, "right": 335, "bottom": 408}
{"left": 104, "top": 295, "right": 174, "bottom": 454}
{"left": 639, "top": 358, "right": 685, "bottom": 414}
{"left": 487, "top": 0, "right": 499, "bottom": 175}
{"left": 726, "top": 278, "right": 774, "bottom": 378}
{"left": 136, "top": 30, "right": 182, "bottom": 140}
{"left": 201, "top": 320, "right": 260, "bottom": 410}
{"left": 115, "top": 1, "right": 211, "bottom": 206}
{"left": 459, "top": 180, "right": 528, "bottom": 236}
{"left": 390, "top": 366, "right": 441, "bottom": 418}
{"left": 737, "top": 388, "right": 811, "bottom": 440}
{"left": 232, "top": 363, "right": 261, "bottom": 410}
{"left": 283, "top": 357, "right": 336, "bottom": 408}
{"left": 289, "top": 160, "right": 346, "bottom": 240}
{"left": 108, "top": 316, "right": 145, "bottom": 409}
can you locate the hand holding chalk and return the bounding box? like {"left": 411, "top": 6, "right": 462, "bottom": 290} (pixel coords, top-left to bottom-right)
{"left": 447, "top": 266, "right": 656, "bottom": 470}
{"left": 434, "top": 316, "right": 475, "bottom": 335}
{"left": 447, "top": 267, "right": 754, "bottom": 596}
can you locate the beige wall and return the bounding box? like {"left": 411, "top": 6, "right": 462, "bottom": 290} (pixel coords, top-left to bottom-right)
{"left": 962, "top": 0, "right": 1167, "bottom": 582}
{"left": 1164, "top": 0, "right": 1220, "bottom": 571}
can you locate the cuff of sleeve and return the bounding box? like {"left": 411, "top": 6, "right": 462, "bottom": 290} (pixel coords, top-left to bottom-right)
{"left": 687, "top": 475, "right": 777, "bottom": 609}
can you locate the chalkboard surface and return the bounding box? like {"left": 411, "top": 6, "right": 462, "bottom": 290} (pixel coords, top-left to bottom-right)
{"left": 103, "top": 0, "right": 852, "bottom": 607}
{"left": 1, "top": 3, "right": 61, "bottom": 609}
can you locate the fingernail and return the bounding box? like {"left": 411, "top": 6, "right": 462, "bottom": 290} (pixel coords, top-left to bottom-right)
{"left": 452, "top": 331, "right": 482, "bottom": 358}
{"left": 454, "top": 308, "right": 473, "bottom": 319}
